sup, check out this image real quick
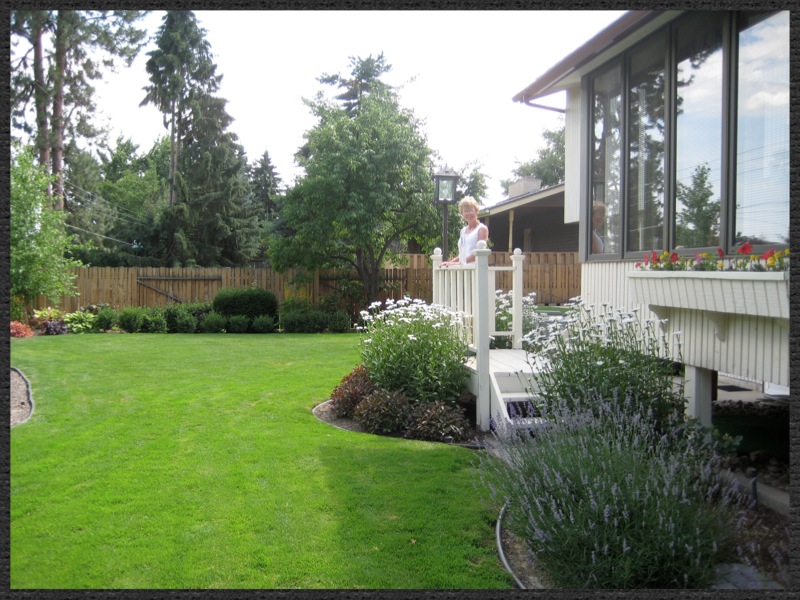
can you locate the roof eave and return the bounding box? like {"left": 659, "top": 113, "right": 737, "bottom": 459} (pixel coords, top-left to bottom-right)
{"left": 512, "top": 10, "right": 663, "bottom": 104}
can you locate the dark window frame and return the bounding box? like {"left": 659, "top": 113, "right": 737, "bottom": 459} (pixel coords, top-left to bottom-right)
{"left": 583, "top": 10, "right": 789, "bottom": 262}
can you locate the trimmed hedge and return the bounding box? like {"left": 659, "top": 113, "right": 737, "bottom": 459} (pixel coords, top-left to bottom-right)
{"left": 213, "top": 288, "right": 278, "bottom": 321}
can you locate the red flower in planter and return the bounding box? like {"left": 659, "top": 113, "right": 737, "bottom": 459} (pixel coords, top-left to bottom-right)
{"left": 670, "top": 252, "right": 679, "bottom": 263}
{"left": 763, "top": 248, "right": 776, "bottom": 260}
{"left": 651, "top": 250, "right": 659, "bottom": 264}
{"left": 716, "top": 247, "right": 725, "bottom": 258}
{"left": 738, "top": 242, "right": 753, "bottom": 255}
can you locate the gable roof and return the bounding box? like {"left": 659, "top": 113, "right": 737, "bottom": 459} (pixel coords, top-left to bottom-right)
{"left": 512, "top": 11, "right": 664, "bottom": 104}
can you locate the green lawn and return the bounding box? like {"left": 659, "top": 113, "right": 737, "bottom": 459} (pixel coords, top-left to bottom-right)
{"left": 10, "top": 333, "right": 510, "bottom": 589}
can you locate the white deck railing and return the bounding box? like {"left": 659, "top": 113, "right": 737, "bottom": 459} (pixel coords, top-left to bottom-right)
{"left": 431, "top": 243, "right": 526, "bottom": 430}
{"left": 431, "top": 242, "right": 526, "bottom": 350}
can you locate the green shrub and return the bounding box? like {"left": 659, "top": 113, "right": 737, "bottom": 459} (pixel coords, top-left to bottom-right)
{"left": 174, "top": 310, "right": 198, "bottom": 334}
{"left": 95, "top": 307, "right": 118, "bottom": 331}
{"left": 140, "top": 308, "right": 168, "bottom": 333}
{"left": 227, "top": 314, "right": 250, "bottom": 333}
{"left": 11, "top": 296, "right": 25, "bottom": 322}
{"left": 279, "top": 297, "right": 315, "bottom": 315}
{"left": 213, "top": 287, "right": 278, "bottom": 321}
{"left": 182, "top": 302, "right": 213, "bottom": 324}
{"left": 199, "top": 311, "right": 227, "bottom": 333}
{"left": 479, "top": 395, "right": 744, "bottom": 588}
{"left": 118, "top": 307, "right": 146, "bottom": 333}
{"left": 326, "top": 310, "right": 351, "bottom": 333}
{"left": 251, "top": 314, "right": 276, "bottom": 333}
{"left": 406, "top": 400, "right": 470, "bottom": 442}
{"left": 330, "top": 365, "right": 375, "bottom": 419}
{"left": 64, "top": 311, "right": 99, "bottom": 334}
{"left": 359, "top": 298, "right": 469, "bottom": 404}
{"left": 524, "top": 298, "right": 685, "bottom": 423}
{"left": 30, "top": 306, "right": 66, "bottom": 330}
{"left": 163, "top": 305, "right": 198, "bottom": 333}
{"left": 353, "top": 389, "right": 412, "bottom": 435}
{"left": 280, "top": 309, "right": 327, "bottom": 333}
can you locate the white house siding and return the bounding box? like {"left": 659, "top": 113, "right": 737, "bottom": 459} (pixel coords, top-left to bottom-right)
{"left": 581, "top": 262, "right": 789, "bottom": 387}
{"left": 564, "top": 85, "right": 582, "bottom": 225}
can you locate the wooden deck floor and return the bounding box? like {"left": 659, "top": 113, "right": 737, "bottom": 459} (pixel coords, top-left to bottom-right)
{"left": 464, "top": 349, "right": 538, "bottom": 375}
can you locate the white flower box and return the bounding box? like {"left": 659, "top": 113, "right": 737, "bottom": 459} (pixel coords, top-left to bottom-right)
{"left": 627, "top": 270, "right": 789, "bottom": 320}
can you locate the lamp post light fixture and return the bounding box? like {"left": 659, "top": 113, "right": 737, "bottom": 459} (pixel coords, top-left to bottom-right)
{"left": 433, "top": 166, "right": 459, "bottom": 260}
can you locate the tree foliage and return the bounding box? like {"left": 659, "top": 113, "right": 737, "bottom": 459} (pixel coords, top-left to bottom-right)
{"left": 10, "top": 10, "right": 148, "bottom": 209}
{"left": 501, "top": 123, "right": 565, "bottom": 194}
{"left": 10, "top": 146, "right": 83, "bottom": 311}
{"left": 141, "top": 11, "right": 260, "bottom": 267}
{"left": 270, "top": 56, "right": 438, "bottom": 303}
{"left": 141, "top": 10, "right": 220, "bottom": 207}
{"left": 675, "top": 163, "right": 719, "bottom": 248}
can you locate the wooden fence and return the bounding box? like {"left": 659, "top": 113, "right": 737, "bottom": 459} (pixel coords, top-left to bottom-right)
{"left": 32, "top": 253, "right": 580, "bottom": 312}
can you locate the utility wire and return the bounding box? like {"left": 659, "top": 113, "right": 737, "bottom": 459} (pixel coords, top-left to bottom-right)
{"left": 65, "top": 223, "right": 138, "bottom": 247}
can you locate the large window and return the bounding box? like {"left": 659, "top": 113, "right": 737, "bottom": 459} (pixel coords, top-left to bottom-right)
{"left": 626, "top": 31, "right": 667, "bottom": 252}
{"left": 674, "top": 12, "right": 723, "bottom": 249}
{"left": 735, "top": 11, "right": 790, "bottom": 246}
{"left": 590, "top": 65, "right": 622, "bottom": 255}
{"left": 586, "top": 10, "right": 789, "bottom": 258}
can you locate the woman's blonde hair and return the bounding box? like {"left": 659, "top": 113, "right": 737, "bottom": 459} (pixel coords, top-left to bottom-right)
{"left": 458, "top": 196, "right": 480, "bottom": 213}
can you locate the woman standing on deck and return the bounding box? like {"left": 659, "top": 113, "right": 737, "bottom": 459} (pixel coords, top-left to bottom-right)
{"left": 442, "top": 197, "right": 488, "bottom": 267}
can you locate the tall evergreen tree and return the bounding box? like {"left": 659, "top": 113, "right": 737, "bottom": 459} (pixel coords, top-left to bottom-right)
{"left": 175, "top": 93, "right": 260, "bottom": 266}
{"left": 10, "top": 10, "right": 148, "bottom": 209}
{"left": 250, "top": 150, "right": 282, "bottom": 222}
{"left": 140, "top": 10, "right": 219, "bottom": 206}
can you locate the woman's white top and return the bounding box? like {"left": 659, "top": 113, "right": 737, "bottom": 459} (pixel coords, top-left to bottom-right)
{"left": 458, "top": 223, "right": 488, "bottom": 264}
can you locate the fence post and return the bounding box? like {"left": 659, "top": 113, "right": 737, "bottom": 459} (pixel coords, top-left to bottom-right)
{"left": 474, "top": 241, "right": 492, "bottom": 431}
{"left": 511, "top": 248, "right": 525, "bottom": 349}
{"left": 431, "top": 248, "right": 443, "bottom": 305}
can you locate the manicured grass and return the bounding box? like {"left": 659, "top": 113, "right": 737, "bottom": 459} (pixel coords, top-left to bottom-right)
{"left": 10, "top": 334, "right": 511, "bottom": 589}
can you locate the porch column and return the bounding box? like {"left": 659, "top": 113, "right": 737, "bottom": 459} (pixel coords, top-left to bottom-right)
{"left": 511, "top": 249, "right": 525, "bottom": 349}
{"left": 684, "top": 365, "right": 713, "bottom": 427}
{"left": 474, "top": 242, "right": 492, "bottom": 431}
{"left": 507, "top": 209, "right": 515, "bottom": 253}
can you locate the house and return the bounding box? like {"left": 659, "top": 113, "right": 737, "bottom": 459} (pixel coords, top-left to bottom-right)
{"left": 479, "top": 178, "right": 577, "bottom": 254}
{"left": 510, "top": 9, "right": 790, "bottom": 425}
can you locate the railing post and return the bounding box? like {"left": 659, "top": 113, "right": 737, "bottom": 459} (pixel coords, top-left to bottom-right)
{"left": 474, "top": 242, "right": 492, "bottom": 431}
{"left": 511, "top": 248, "right": 525, "bottom": 349}
{"left": 431, "top": 248, "right": 443, "bottom": 305}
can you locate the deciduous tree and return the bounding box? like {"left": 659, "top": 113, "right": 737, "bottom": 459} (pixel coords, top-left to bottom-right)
{"left": 10, "top": 146, "right": 83, "bottom": 314}
{"left": 271, "top": 57, "right": 438, "bottom": 303}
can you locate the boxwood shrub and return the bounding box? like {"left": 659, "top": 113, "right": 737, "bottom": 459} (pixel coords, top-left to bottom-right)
{"left": 227, "top": 314, "right": 250, "bottom": 333}
{"left": 118, "top": 307, "right": 146, "bottom": 333}
{"left": 213, "top": 288, "right": 278, "bottom": 321}
{"left": 199, "top": 310, "right": 227, "bottom": 333}
{"left": 252, "top": 314, "right": 276, "bottom": 333}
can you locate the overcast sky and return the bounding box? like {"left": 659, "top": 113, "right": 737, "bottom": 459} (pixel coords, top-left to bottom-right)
{"left": 94, "top": 10, "right": 628, "bottom": 206}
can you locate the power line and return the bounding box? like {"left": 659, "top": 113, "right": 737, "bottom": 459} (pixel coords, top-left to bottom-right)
{"left": 65, "top": 223, "right": 138, "bottom": 247}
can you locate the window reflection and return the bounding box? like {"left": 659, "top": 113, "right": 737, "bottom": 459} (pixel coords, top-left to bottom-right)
{"left": 674, "top": 12, "right": 723, "bottom": 248}
{"left": 627, "top": 31, "right": 666, "bottom": 252}
{"left": 735, "top": 11, "right": 790, "bottom": 245}
{"left": 590, "top": 65, "right": 622, "bottom": 255}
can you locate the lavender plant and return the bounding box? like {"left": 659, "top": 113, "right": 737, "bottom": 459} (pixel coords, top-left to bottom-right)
{"left": 479, "top": 394, "right": 745, "bottom": 588}
{"left": 358, "top": 297, "right": 469, "bottom": 404}
{"left": 523, "top": 298, "right": 685, "bottom": 422}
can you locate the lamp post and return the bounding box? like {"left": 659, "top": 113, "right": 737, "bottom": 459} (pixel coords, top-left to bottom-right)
{"left": 433, "top": 166, "right": 459, "bottom": 260}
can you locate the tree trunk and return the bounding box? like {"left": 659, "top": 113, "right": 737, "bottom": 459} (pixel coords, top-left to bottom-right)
{"left": 51, "top": 10, "right": 71, "bottom": 210}
{"left": 31, "top": 13, "right": 50, "bottom": 189}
